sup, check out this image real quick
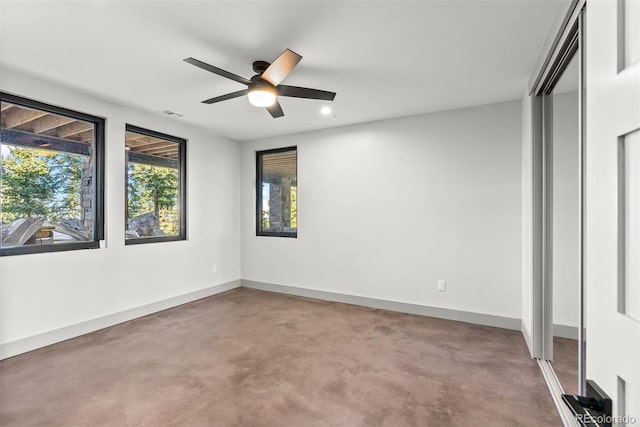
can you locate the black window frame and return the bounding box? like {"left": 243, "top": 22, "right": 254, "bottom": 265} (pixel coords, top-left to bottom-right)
{"left": 0, "top": 91, "right": 105, "bottom": 257}
{"left": 256, "top": 146, "right": 297, "bottom": 238}
{"left": 124, "top": 124, "right": 187, "bottom": 245}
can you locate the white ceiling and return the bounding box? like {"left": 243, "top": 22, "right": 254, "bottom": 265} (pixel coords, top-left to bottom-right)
{"left": 0, "top": 0, "right": 561, "bottom": 141}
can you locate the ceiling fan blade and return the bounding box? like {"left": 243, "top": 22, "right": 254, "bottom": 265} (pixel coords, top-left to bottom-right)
{"left": 202, "top": 89, "right": 248, "bottom": 104}
{"left": 266, "top": 100, "right": 284, "bottom": 118}
{"left": 183, "top": 57, "right": 251, "bottom": 85}
{"left": 278, "top": 85, "right": 336, "bottom": 101}
{"left": 261, "top": 49, "right": 302, "bottom": 86}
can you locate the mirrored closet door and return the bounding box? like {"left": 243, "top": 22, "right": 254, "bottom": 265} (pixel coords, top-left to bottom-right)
{"left": 548, "top": 52, "right": 580, "bottom": 395}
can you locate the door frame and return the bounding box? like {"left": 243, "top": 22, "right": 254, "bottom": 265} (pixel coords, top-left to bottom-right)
{"left": 530, "top": 0, "right": 586, "bottom": 395}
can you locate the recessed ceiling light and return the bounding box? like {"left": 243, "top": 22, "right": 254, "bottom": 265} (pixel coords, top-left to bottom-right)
{"left": 320, "top": 106, "right": 332, "bottom": 115}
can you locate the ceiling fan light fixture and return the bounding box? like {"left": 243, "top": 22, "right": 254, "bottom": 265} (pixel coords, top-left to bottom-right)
{"left": 248, "top": 85, "right": 277, "bottom": 107}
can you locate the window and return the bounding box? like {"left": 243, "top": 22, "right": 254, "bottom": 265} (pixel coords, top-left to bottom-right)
{"left": 256, "top": 147, "right": 297, "bottom": 237}
{"left": 0, "top": 92, "right": 104, "bottom": 256}
{"left": 125, "top": 125, "right": 186, "bottom": 244}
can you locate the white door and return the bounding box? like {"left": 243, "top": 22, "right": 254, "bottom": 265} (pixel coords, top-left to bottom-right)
{"left": 586, "top": 0, "right": 640, "bottom": 423}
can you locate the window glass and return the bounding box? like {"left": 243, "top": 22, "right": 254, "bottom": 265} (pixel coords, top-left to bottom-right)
{"left": 257, "top": 147, "right": 297, "bottom": 237}
{"left": 0, "top": 94, "right": 104, "bottom": 255}
{"left": 125, "top": 125, "right": 185, "bottom": 243}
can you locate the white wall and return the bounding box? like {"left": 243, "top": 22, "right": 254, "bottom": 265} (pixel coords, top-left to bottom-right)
{"left": 552, "top": 90, "right": 580, "bottom": 330}
{"left": 0, "top": 69, "right": 242, "bottom": 349}
{"left": 241, "top": 101, "right": 523, "bottom": 319}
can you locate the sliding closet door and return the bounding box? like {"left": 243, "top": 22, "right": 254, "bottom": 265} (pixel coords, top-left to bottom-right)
{"left": 549, "top": 52, "right": 580, "bottom": 395}
{"left": 531, "top": 4, "right": 586, "bottom": 406}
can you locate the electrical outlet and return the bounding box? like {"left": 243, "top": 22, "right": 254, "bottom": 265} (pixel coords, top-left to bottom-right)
{"left": 438, "top": 280, "right": 446, "bottom": 292}
{"left": 211, "top": 264, "right": 217, "bottom": 273}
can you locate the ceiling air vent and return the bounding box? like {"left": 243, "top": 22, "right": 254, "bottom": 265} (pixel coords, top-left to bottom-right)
{"left": 162, "top": 110, "right": 184, "bottom": 118}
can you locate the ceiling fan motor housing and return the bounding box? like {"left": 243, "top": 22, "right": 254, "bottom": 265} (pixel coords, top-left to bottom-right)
{"left": 248, "top": 78, "right": 276, "bottom": 92}
{"left": 252, "top": 60, "right": 271, "bottom": 74}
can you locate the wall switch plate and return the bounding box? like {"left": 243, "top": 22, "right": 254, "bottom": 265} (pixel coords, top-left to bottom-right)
{"left": 211, "top": 264, "right": 217, "bottom": 273}
{"left": 438, "top": 280, "right": 446, "bottom": 292}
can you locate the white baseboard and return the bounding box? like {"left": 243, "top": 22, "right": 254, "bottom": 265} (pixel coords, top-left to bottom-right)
{"left": 2, "top": 279, "right": 531, "bottom": 360}
{"left": 0, "top": 280, "right": 241, "bottom": 360}
{"left": 242, "top": 280, "right": 521, "bottom": 331}
{"left": 553, "top": 324, "right": 579, "bottom": 340}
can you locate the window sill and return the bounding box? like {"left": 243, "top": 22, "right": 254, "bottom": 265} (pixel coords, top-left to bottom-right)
{"left": 256, "top": 232, "right": 297, "bottom": 238}
{"left": 125, "top": 235, "right": 186, "bottom": 245}
{"left": 0, "top": 241, "right": 100, "bottom": 257}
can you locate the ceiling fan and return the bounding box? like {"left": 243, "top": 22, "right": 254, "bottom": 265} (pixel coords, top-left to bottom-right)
{"left": 184, "top": 49, "right": 336, "bottom": 118}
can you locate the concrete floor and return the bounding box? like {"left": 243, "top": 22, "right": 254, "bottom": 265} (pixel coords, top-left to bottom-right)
{"left": 0, "top": 287, "right": 560, "bottom": 426}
